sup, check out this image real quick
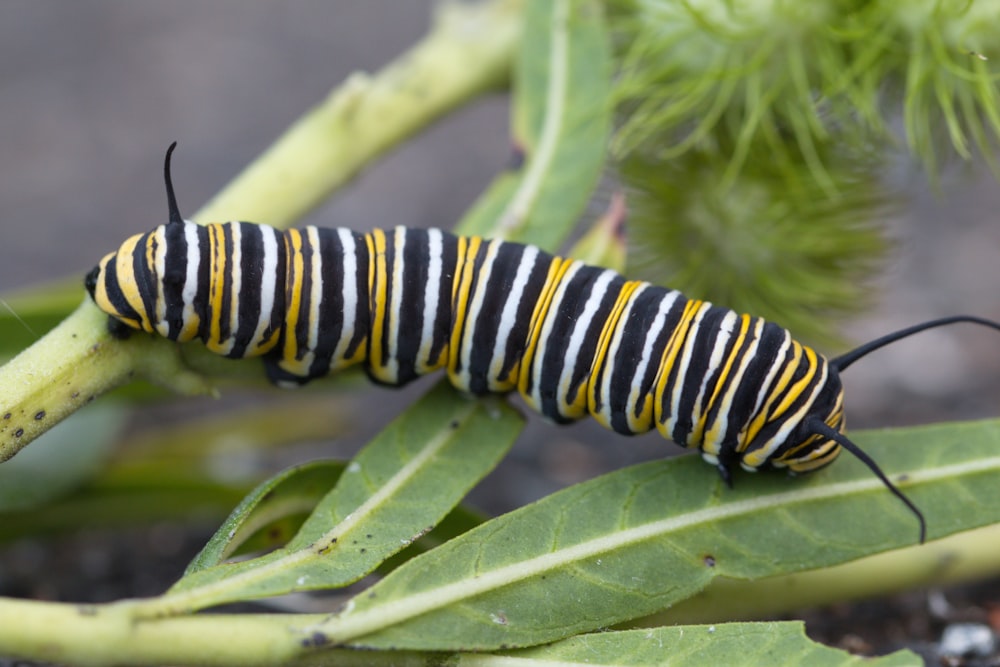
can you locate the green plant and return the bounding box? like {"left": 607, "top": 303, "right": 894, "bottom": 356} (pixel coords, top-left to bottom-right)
{"left": 1, "top": 1, "right": 999, "bottom": 665}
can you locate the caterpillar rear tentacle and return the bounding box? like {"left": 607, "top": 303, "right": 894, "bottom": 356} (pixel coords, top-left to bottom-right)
{"left": 85, "top": 145, "right": 1000, "bottom": 545}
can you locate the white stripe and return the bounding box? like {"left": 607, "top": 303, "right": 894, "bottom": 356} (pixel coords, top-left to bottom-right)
{"left": 528, "top": 261, "right": 584, "bottom": 412}
{"left": 625, "top": 290, "right": 680, "bottom": 433}
{"left": 456, "top": 239, "right": 502, "bottom": 390}
{"left": 248, "top": 227, "right": 279, "bottom": 355}
{"left": 219, "top": 223, "right": 243, "bottom": 356}
{"left": 330, "top": 228, "right": 359, "bottom": 370}
{"left": 694, "top": 310, "right": 737, "bottom": 456}
{"left": 558, "top": 269, "right": 618, "bottom": 420}
{"left": 153, "top": 225, "right": 170, "bottom": 337}
{"left": 744, "top": 360, "right": 830, "bottom": 469}
{"left": 666, "top": 302, "right": 710, "bottom": 436}
{"left": 702, "top": 317, "right": 764, "bottom": 449}
{"left": 180, "top": 221, "right": 201, "bottom": 341}
{"left": 418, "top": 229, "right": 443, "bottom": 373}
{"left": 594, "top": 283, "right": 648, "bottom": 426}
{"left": 488, "top": 244, "right": 540, "bottom": 390}
{"left": 742, "top": 330, "right": 793, "bottom": 444}
{"left": 379, "top": 227, "right": 408, "bottom": 382}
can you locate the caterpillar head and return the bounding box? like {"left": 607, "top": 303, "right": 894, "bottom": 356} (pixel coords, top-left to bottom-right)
{"left": 85, "top": 143, "right": 201, "bottom": 341}
{"left": 745, "top": 317, "right": 1000, "bottom": 544}
{"left": 85, "top": 231, "right": 161, "bottom": 337}
{"left": 714, "top": 335, "right": 929, "bottom": 543}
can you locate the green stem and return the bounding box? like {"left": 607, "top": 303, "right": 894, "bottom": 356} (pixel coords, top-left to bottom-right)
{"left": 0, "top": 598, "right": 312, "bottom": 667}
{"left": 0, "top": 301, "right": 214, "bottom": 462}
{"left": 0, "top": 0, "right": 523, "bottom": 462}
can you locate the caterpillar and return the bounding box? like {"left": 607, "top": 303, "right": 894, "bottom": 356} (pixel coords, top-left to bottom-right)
{"left": 85, "top": 144, "right": 1000, "bottom": 543}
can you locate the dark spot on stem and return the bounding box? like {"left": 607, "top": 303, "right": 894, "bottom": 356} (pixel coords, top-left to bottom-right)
{"left": 34, "top": 410, "right": 45, "bottom": 421}
{"left": 300, "top": 632, "right": 330, "bottom": 648}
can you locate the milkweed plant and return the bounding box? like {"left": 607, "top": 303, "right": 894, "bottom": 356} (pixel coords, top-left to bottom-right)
{"left": 0, "top": 1, "right": 998, "bottom": 665}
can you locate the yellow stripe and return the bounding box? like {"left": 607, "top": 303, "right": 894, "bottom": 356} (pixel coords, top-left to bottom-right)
{"left": 652, "top": 299, "right": 703, "bottom": 443}
{"left": 690, "top": 313, "right": 752, "bottom": 446}
{"left": 447, "top": 236, "right": 481, "bottom": 384}
{"left": 769, "top": 346, "right": 820, "bottom": 421}
{"left": 367, "top": 230, "right": 390, "bottom": 379}
{"left": 701, "top": 317, "right": 761, "bottom": 448}
{"left": 741, "top": 341, "right": 803, "bottom": 448}
{"left": 517, "top": 257, "right": 576, "bottom": 399}
{"left": 587, "top": 280, "right": 642, "bottom": 427}
{"left": 778, "top": 392, "right": 846, "bottom": 471}
{"left": 281, "top": 229, "right": 305, "bottom": 366}
{"left": 205, "top": 224, "right": 228, "bottom": 353}
{"left": 114, "top": 234, "right": 154, "bottom": 333}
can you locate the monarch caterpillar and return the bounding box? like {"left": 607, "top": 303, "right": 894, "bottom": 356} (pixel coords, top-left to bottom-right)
{"left": 86, "top": 144, "right": 1000, "bottom": 543}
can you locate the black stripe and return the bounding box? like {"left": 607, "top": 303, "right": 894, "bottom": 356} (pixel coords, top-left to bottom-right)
{"left": 293, "top": 229, "right": 315, "bottom": 362}
{"left": 607, "top": 287, "right": 686, "bottom": 435}
{"left": 671, "top": 306, "right": 728, "bottom": 446}
{"left": 344, "top": 231, "right": 369, "bottom": 362}
{"left": 449, "top": 239, "right": 490, "bottom": 377}
{"left": 698, "top": 316, "right": 762, "bottom": 447}
{"left": 498, "top": 250, "right": 554, "bottom": 390}
{"left": 102, "top": 255, "right": 143, "bottom": 325}
{"left": 428, "top": 231, "right": 458, "bottom": 367}
{"left": 538, "top": 267, "right": 624, "bottom": 422}
{"left": 131, "top": 232, "right": 159, "bottom": 327}
{"left": 161, "top": 222, "right": 189, "bottom": 340}
{"left": 466, "top": 241, "right": 531, "bottom": 394}
{"left": 393, "top": 228, "right": 430, "bottom": 385}
{"left": 230, "top": 223, "right": 265, "bottom": 358}
{"left": 218, "top": 226, "right": 236, "bottom": 353}
{"left": 374, "top": 231, "right": 397, "bottom": 372}
{"left": 306, "top": 228, "right": 347, "bottom": 379}
{"left": 195, "top": 226, "right": 212, "bottom": 343}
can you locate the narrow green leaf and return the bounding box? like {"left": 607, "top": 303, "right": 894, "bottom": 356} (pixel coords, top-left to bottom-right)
{"left": 0, "top": 404, "right": 125, "bottom": 512}
{"left": 142, "top": 381, "right": 522, "bottom": 615}
{"left": 0, "top": 283, "right": 82, "bottom": 360}
{"left": 377, "top": 504, "right": 489, "bottom": 575}
{"left": 491, "top": 623, "right": 919, "bottom": 666}
{"left": 313, "top": 419, "right": 1000, "bottom": 650}
{"left": 185, "top": 460, "right": 345, "bottom": 574}
{"left": 457, "top": 0, "right": 611, "bottom": 248}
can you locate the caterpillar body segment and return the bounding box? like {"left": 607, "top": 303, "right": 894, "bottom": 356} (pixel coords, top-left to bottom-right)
{"left": 88, "top": 216, "right": 847, "bottom": 479}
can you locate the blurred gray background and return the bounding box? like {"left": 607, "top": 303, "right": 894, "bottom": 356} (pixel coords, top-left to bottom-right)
{"left": 1, "top": 2, "right": 999, "bottom": 509}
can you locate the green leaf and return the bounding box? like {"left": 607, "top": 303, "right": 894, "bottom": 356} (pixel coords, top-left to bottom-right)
{"left": 457, "top": 0, "right": 611, "bottom": 248}
{"left": 377, "top": 503, "right": 489, "bottom": 575}
{"left": 141, "top": 381, "right": 523, "bottom": 615}
{"left": 0, "top": 284, "right": 83, "bottom": 361}
{"left": 494, "top": 623, "right": 919, "bottom": 666}
{"left": 185, "top": 460, "right": 345, "bottom": 574}
{"left": 312, "top": 419, "right": 1000, "bottom": 650}
{"left": 0, "top": 404, "right": 125, "bottom": 512}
